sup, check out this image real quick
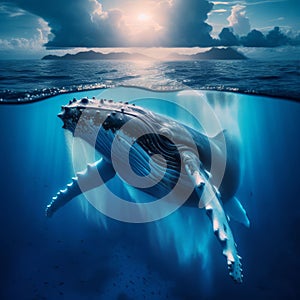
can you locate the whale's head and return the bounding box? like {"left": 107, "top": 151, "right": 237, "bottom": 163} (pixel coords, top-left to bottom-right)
{"left": 58, "top": 97, "right": 162, "bottom": 160}
{"left": 58, "top": 97, "right": 133, "bottom": 133}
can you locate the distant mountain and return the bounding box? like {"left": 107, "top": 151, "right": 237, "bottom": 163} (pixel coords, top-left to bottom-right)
{"left": 167, "top": 47, "right": 248, "bottom": 61}
{"left": 42, "top": 48, "right": 247, "bottom": 62}
{"left": 42, "top": 50, "right": 154, "bottom": 61}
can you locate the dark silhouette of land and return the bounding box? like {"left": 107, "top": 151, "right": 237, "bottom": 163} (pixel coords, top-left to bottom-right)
{"left": 167, "top": 47, "right": 247, "bottom": 60}
{"left": 42, "top": 50, "right": 153, "bottom": 61}
{"left": 42, "top": 47, "right": 247, "bottom": 61}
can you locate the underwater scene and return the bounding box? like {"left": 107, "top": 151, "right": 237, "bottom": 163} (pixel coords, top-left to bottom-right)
{"left": 2, "top": 0, "right": 300, "bottom": 298}
{"left": 0, "top": 86, "right": 299, "bottom": 300}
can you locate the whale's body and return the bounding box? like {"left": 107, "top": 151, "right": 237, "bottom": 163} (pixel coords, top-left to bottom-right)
{"left": 46, "top": 97, "right": 249, "bottom": 283}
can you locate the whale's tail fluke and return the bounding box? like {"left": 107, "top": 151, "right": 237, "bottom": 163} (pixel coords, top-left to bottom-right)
{"left": 224, "top": 197, "right": 250, "bottom": 228}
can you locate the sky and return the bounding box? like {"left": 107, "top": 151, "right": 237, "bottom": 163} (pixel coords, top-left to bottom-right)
{"left": 0, "top": 0, "right": 299, "bottom": 58}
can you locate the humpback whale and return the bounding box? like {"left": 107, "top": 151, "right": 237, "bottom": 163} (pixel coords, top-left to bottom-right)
{"left": 46, "top": 97, "right": 249, "bottom": 283}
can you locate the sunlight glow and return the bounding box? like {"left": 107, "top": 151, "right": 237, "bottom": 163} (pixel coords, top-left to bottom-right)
{"left": 123, "top": 10, "right": 162, "bottom": 44}
{"left": 137, "top": 13, "right": 151, "bottom": 22}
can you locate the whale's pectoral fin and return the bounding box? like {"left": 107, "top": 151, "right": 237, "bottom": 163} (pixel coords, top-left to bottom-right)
{"left": 46, "top": 159, "right": 116, "bottom": 217}
{"left": 183, "top": 151, "right": 243, "bottom": 283}
{"left": 201, "top": 185, "right": 243, "bottom": 283}
{"left": 183, "top": 151, "right": 206, "bottom": 190}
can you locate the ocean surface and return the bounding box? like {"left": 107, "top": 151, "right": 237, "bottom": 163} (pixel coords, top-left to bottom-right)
{"left": 0, "top": 59, "right": 299, "bottom": 102}
{"left": 0, "top": 60, "right": 299, "bottom": 300}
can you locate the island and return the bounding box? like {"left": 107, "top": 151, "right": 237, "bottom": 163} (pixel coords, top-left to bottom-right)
{"left": 42, "top": 47, "right": 247, "bottom": 61}
{"left": 42, "top": 50, "right": 153, "bottom": 61}
{"left": 167, "top": 47, "right": 247, "bottom": 61}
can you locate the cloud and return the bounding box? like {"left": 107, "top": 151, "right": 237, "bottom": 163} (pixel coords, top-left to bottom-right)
{"left": 1, "top": 0, "right": 299, "bottom": 50}
{"left": 159, "top": 0, "right": 215, "bottom": 47}
{"left": 217, "top": 4, "right": 299, "bottom": 47}
{"left": 290, "top": 33, "right": 300, "bottom": 46}
{"left": 240, "top": 29, "right": 266, "bottom": 47}
{"left": 3, "top": 0, "right": 216, "bottom": 48}
{"left": 218, "top": 27, "right": 239, "bottom": 46}
{"left": 0, "top": 36, "right": 48, "bottom": 58}
{"left": 265, "top": 26, "right": 289, "bottom": 46}
{"left": 218, "top": 26, "right": 300, "bottom": 47}
{"left": 0, "top": 0, "right": 53, "bottom": 56}
{"left": 227, "top": 5, "right": 251, "bottom": 35}
{"left": 210, "top": 9, "right": 227, "bottom": 14}
{"left": 212, "top": 1, "right": 230, "bottom": 5}
{"left": 0, "top": 2, "right": 26, "bottom": 17}
{"left": 213, "top": 0, "right": 286, "bottom": 6}
{"left": 241, "top": 26, "right": 294, "bottom": 47}
{"left": 43, "top": 0, "right": 129, "bottom": 48}
{"left": 0, "top": 17, "right": 50, "bottom": 51}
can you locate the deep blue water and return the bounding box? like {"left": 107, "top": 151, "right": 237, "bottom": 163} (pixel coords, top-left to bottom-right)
{"left": 0, "top": 87, "right": 299, "bottom": 299}
{"left": 0, "top": 59, "right": 299, "bottom": 102}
